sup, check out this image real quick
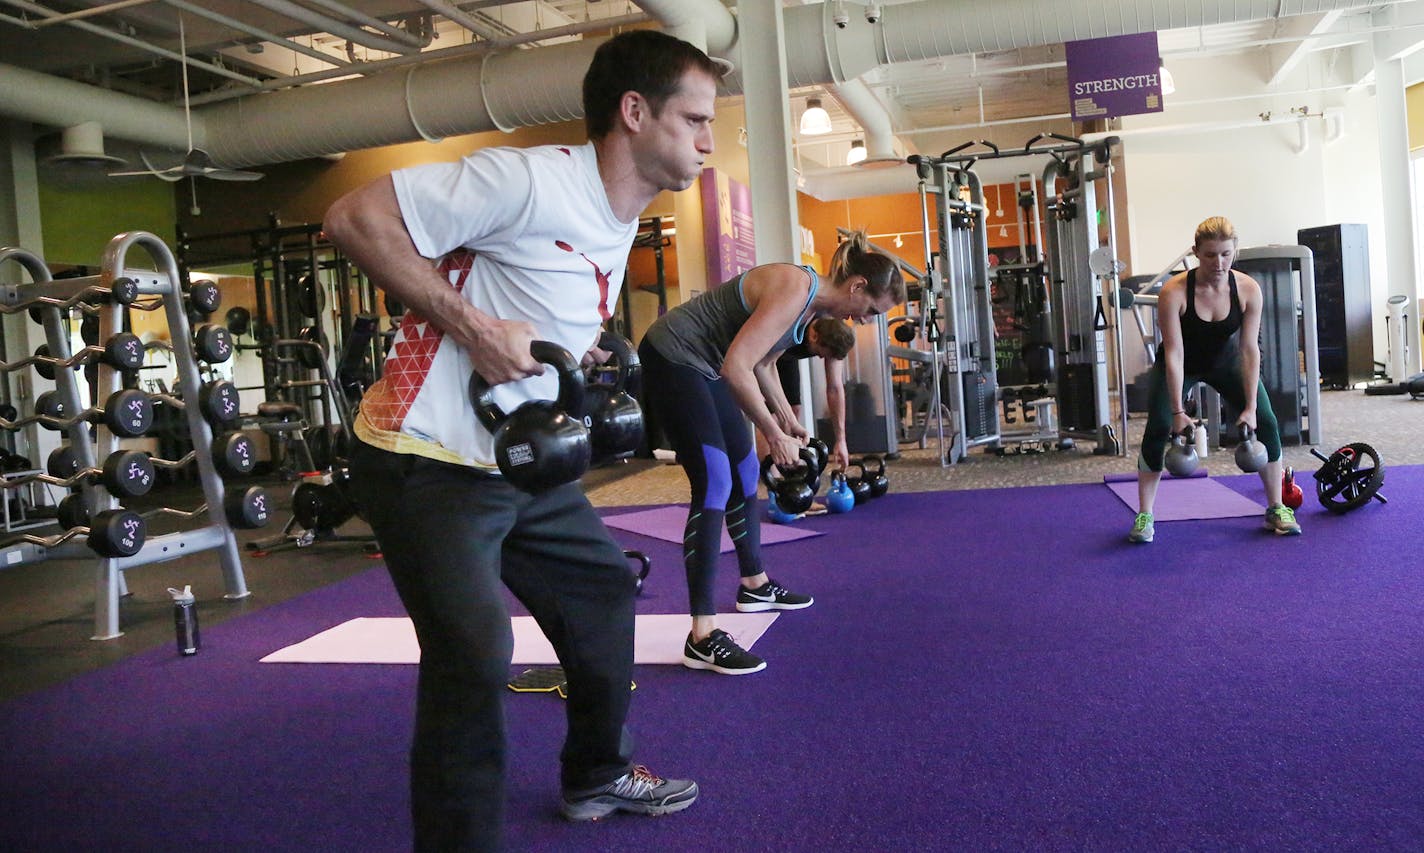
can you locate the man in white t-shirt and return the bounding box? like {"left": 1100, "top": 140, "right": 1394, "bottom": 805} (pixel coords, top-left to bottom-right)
{"left": 324, "top": 31, "right": 719, "bottom": 851}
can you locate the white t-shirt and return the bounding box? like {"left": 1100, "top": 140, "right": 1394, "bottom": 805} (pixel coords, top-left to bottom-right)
{"left": 353, "top": 142, "right": 636, "bottom": 468}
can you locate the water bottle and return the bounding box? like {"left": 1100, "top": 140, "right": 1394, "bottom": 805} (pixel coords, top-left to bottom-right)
{"left": 1194, "top": 419, "right": 1209, "bottom": 460}
{"left": 167, "top": 585, "right": 200, "bottom": 656}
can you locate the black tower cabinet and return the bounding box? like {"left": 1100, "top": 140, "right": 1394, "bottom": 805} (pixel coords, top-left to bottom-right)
{"left": 1296, "top": 224, "right": 1373, "bottom": 388}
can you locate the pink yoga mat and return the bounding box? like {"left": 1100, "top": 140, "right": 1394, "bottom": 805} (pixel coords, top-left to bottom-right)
{"left": 1104, "top": 475, "right": 1263, "bottom": 521}
{"left": 603, "top": 505, "right": 823, "bottom": 552}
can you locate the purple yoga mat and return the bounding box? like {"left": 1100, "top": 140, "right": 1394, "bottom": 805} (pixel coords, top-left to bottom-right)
{"left": 1104, "top": 474, "right": 1263, "bottom": 520}
{"left": 603, "top": 504, "right": 823, "bottom": 552}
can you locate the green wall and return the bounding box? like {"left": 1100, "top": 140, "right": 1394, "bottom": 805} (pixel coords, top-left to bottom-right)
{"left": 37, "top": 177, "right": 176, "bottom": 267}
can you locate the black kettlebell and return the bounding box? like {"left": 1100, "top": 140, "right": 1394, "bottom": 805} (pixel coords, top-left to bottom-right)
{"left": 469, "top": 341, "right": 590, "bottom": 493}
{"left": 584, "top": 331, "right": 644, "bottom": 463}
{"left": 625, "top": 549, "right": 651, "bottom": 595}
{"left": 864, "top": 455, "right": 889, "bottom": 498}
{"left": 806, "top": 437, "right": 829, "bottom": 478}
{"left": 759, "top": 447, "right": 818, "bottom": 515}
{"left": 845, "top": 459, "right": 873, "bottom": 505}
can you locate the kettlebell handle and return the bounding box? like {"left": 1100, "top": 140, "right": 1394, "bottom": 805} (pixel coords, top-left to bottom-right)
{"left": 469, "top": 341, "right": 586, "bottom": 433}
{"left": 760, "top": 447, "right": 818, "bottom": 488}
{"left": 596, "top": 331, "right": 639, "bottom": 394}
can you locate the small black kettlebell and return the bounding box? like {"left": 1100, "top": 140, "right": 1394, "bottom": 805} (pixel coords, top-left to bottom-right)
{"left": 845, "top": 459, "right": 873, "bottom": 505}
{"left": 759, "top": 447, "right": 819, "bottom": 515}
{"left": 864, "top": 455, "right": 889, "bottom": 498}
{"left": 469, "top": 341, "right": 590, "bottom": 493}
{"left": 584, "top": 331, "right": 644, "bottom": 463}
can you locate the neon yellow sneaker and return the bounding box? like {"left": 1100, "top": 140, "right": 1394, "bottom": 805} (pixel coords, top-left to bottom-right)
{"left": 1264, "top": 504, "right": 1302, "bottom": 536}
{"left": 1128, "top": 511, "right": 1154, "bottom": 543}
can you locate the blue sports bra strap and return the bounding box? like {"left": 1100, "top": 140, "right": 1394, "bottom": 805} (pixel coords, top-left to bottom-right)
{"left": 791, "top": 265, "right": 819, "bottom": 343}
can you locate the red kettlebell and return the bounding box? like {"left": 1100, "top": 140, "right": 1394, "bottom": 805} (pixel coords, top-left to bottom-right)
{"left": 1282, "top": 466, "right": 1304, "bottom": 510}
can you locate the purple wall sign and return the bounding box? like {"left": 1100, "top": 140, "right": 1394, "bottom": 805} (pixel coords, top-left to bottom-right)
{"left": 1065, "top": 32, "right": 1164, "bottom": 121}
{"left": 700, "top": 167, "right": 756, "bottom": 289}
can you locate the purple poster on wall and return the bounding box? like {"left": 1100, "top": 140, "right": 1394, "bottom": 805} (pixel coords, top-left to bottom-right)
{"left": 1065, "top": 32, "right": 1164, "bottom": 121}
{"left": 700, "top": 167, "right": 756, "bottom": 289}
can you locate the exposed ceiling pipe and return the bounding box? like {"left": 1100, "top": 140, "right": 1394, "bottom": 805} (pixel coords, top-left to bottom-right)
{"left": 243, "top": 0, "right": 424, "bottom": 55}
{"left": 0, "top": 62, "right": 193, "bottom": 149}
{"left": 0, "top": 0, "right": 1399, "bottom": 170}
{"left": 160, "top": 0, "right": 351, "bottom": 69}
{"left": 29, "top": 0, "right": 157, "bottom": 27}
{"left": 825, "top": 77, "right": 898, "bottom": 162}
{"left": 299, "top": 0, "right": 425, "bottom": 48}
{"left": 0, "top": 0, "right": 263, "bottom": 88}
{"left": 184, "top": 11, "right": 648, "bottom": 106}
{"left": 407, "top": 0, "right": 506, "bottom": 42}
{"left": 633, "top": 0, "right": 737, "bottom": 55}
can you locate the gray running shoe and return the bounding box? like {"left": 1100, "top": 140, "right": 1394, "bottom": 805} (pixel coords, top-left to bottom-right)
{"left": 561, "top": 765, "right": 698, "bottom": 821}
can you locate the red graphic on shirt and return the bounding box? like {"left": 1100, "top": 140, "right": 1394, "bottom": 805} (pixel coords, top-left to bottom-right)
{"left": 554, "top": 240, "right": 612, "bottom": 321}
{"left": 556, "top": 147, "right": 571, "bottom": 156}
{"left": 362, "top": 250, "right": 473, "bottom": 430}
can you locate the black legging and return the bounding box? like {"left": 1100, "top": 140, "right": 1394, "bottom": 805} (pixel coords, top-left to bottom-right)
{"left": 347, "top": 440, "right": 637, "bottom": 853}
{"left": 638, "top": 341, "right": 764, "bottom": 616}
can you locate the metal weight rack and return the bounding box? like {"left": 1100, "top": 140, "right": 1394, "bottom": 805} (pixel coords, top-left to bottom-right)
{"left": 0, "top": 232, "right": 251, "bottom": 640}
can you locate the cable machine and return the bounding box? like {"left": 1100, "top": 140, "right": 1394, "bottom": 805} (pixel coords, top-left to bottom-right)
{"left": 905, "top": 133, "right": 1128, "bottom": 463}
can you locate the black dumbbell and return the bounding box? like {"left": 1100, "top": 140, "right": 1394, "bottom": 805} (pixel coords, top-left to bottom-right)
{"left": 295, "top": 325, "right": 329, "bottom": 370}
{"left": 214, "top": 432, "right": 256, "bottom": 477}
{"left": 33, "top": 332, "right": 145, "bottom": 381}
{"left": 46, "top": 446, "right": 155, "bottom": 497}
{"left": 193, "top": 324, "right": 233, "bottom": 364}
{"left": 186, "top": 279, "right": 221, "bottom": 315}
{"left": 57, "top": 493, "right": 90, "bottom": 531}
{"left": 469, "top": 341, "right": 590, "bottom": 493}
{"left": 34, "top": 388, "right": 154, "bottom": 437}
{"left": 199, "top": 380, "right": 242, "bottom": 426}
{"left": 224, "top": 485, "right": 271, "bottom": 529}
{"left": 87, "top": 508, "right": 146, "bottom": 557}
{"left": 107, "top": 277, "right": 140, "bottom": 305}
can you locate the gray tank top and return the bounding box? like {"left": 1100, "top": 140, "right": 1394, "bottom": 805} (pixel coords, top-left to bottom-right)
{"left": 644, "top": 264, "right": 820, "bottom": 380}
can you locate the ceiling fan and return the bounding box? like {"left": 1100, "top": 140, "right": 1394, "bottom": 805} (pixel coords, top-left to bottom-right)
{"left": 109, "top": 14, "right": 263, "bottom": 183}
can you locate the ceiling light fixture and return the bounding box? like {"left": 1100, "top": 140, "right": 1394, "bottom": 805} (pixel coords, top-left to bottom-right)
{"left": 846, "top": 139, "right": 867, "bottom": 165}
{"left": 800, "top": 97, "right": 832, "bottom": 136}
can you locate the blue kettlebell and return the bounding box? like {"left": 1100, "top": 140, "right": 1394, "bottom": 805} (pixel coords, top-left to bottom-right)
{"left": 826, "top": 471, "right": 856, "bottom": 514}
{"left": 766, "top": 499, "right": 801, "bottom": 524}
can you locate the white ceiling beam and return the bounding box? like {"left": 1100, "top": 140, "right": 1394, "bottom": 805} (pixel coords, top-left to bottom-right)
{"left": 1264, "top": 11, "right": 1340, "bottom": 87}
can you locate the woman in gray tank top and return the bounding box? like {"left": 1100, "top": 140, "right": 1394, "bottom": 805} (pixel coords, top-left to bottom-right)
{"left": 638, "top": 230, "right": 908, "bottom": 675}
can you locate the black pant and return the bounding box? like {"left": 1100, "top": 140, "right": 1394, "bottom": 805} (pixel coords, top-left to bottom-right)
{"left": 638, "top": 342, "right": 764, "bottom": 617}
{"left": 348, "top": 440, "right": 636, "bottom": 852}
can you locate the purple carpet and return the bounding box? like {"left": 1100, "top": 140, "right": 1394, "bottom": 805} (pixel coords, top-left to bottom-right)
{"left": 3, "top": 474, "right": 1423, "bottom": 851}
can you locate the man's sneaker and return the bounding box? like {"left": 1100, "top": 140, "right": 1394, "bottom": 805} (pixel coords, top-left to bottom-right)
{"left": 1264, "top": 504, "right": 1302, "bottom": 536}
{"left": 561, "top": 765, "right": 698, "bottom": 821}
{"left": 1128, "top": 511, "right": 1154, "bottom": 543}
{"left": 683, "top": 629, "right": 766, "bottom": 675}
{"left": 736, "top": 579, "right": 814, "bottom": 612}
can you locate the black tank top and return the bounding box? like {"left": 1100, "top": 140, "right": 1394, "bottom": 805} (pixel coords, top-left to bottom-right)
{"left": 1178, "top": 268, "right": 1242, "bottom": 374}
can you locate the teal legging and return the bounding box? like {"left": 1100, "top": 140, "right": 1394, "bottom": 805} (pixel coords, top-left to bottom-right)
{"left": 1139, "top": 357, "right": 1282, "bottom": 472}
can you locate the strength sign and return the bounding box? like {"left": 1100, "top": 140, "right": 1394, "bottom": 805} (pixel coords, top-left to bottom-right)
{"left": 1065, "top": 32, "right": 1164, "bottom": 121}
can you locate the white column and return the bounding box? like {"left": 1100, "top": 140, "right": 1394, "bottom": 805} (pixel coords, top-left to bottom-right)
{"left": 1374, "top": 34, "right": 1424, "bottom": 373}
{"left": 737, "top": 1, "right": 816, "bottom": 432}
{"left": 0, "top": 119, "right": 52, "bottom": 465}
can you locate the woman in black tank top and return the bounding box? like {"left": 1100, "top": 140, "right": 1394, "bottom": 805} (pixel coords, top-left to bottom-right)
{"left": 1128, "top": 216, "right": 1299, "bottom": 544}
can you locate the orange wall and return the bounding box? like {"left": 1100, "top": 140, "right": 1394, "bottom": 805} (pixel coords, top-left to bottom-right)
{"left": 796, "top": 182, "right": 1044, "bottom": 273}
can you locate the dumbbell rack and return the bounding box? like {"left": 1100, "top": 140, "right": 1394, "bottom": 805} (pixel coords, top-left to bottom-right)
{"left": 0, "top": 232, "right": 249, "bottom": 640}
